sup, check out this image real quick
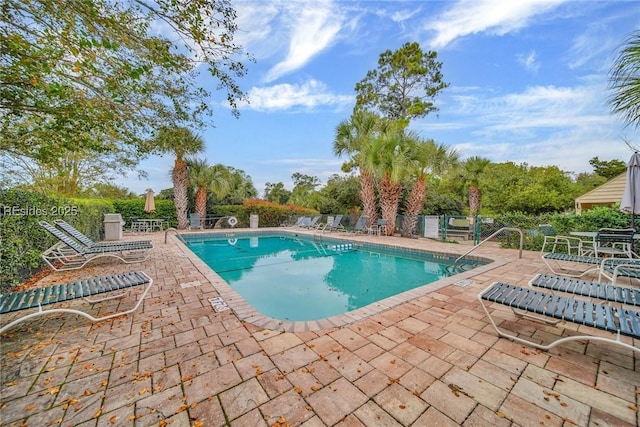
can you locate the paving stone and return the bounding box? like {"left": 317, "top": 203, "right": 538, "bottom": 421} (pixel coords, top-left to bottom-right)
{"left": 330, "top": 327, "right": 369, "bottom": 350}
{"left": 234, "top": 352, "right": 276, "bottom": 381}
{"left": 219, "top": 377, "right": 269, "bottom": 420}
{"left": 468, "top": 358, "right": 518, "bottom": 392}
{"left": 373, "top": 382, "right": 428, "bottom": 425}
{"left": 231, "top": 408, "right": 269, "bottom": 426}
{"left": 260, "top": 333, "right": 304, "bottom": 355}
{"left": 553, "top": 375, "right": 637, "bottom": 425}
{"left": 353, "top": 342, "right": 386, "bottom": 362}
{"left": 135, "top": 384, "right": 185, "bottom": 419}
{"left": 257, "top": 368, "right": 293, "bottom": 398}
{"left": 412, "top": 406, "right": 459, "bottom": 427}
{"left": 499, "top": 393, "right": 563, "bottom": 426}
{"left": 271, "top": 344, "right": 319, "bottom": 374}
{"left": 183, "top": 363, "right": 242, "bottom": 404}
{"left": 399, "top": 367, "right": 435, "bottom": 395}
{"left": 462, "top": 405, "right": 512, "bottom": 427}
{"left": 306, "top": 378, "right": 368, "bottom": 426}
{"left": 353, "top": 368, "right": 392, "bottom": 397}
{"left": 369, "top": 352, "right": 412, "bottom": 380}
{"left": 389, "top": 342, "right": 430, "bottom": 365}
{"left": 420, "top": 379, "right": 476, "bottom": 424}
{"left": 259, "top": 388, "right": 315, "bottom": 426}
{"left": 442, "top": 366, "right": 507, "bottom": 411}
{"left": 325, "top": 348, "right": 373, "bottom": 382}
{"left": 353, "top": 400, "right": 403, "bottom": 426}
{"left": 188, "top": 396, "right": 228, "bottom": 427}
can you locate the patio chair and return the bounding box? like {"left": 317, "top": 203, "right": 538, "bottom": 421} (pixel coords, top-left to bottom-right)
{"left": 0, "top": 271, "right": 153, "bottom": 333}
{"left": 593, "top": 228, "right": 635, "bottom": 258}
{"left": 478, "top": 281, "right": 639, "bottom": 353}
{"left": 345, "top": 215, "right": 368, "bottom": 234}
{"left": 320, "top": 215, "right": 344, "bottom": 232}
{"left": 539, "top": 224, "right": 584, "bottom": 255}
{"left": 54, "top": 219, "right": 152, "bottom": 249}
{"left": 189, "top": 213, "right": 202, "bottom": 230}
{"left": 39, "top": 221, "right": 152, "bottom": 271}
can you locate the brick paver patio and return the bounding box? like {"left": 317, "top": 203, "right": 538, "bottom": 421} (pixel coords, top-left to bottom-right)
{"left": 1, "top": 228, "right": 638, "bottom": 426}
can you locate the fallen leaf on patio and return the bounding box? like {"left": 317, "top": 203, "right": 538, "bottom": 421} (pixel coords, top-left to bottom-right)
{"left": 390, "top": 359, "right": 396, "bottom": 364}
{"left": 109, "top": 415, "right": 117, "bottom": 424}
{"left": 629, "top": 405, "right": 638, "bottom": 412}
{"left": 496, "top": 411, "right": 505, "bottom": 418}
{"left": 5, "top": 381, "right": 17, "bottom": 386}
{"left": 93, "top": 408, "right": 102, "bottom": 418}
{"left": 177, "top": 404, "right": 188, "bottom": 413}
{"left": 560, "top": 402, "right": 568, "bottom": 407}
{"left": 295, "top": 387, "right": 303, "bottom": 393}
{"left": 399, "top": 404, "right": 406, "bottom": 409}
{"left": 25, "top": 403, "right": 37, "bottom": 411}
{"left": 193, "top": 421, "right": 204, "bottom": 427}
{"left": 138, "top": 387, "right": 148, "bottom": 395}
{"left": 190, "top": 402, "right": 197, "bottom": 409}
{"left": 159, "top": 421, "right": 167, "bottom": 427}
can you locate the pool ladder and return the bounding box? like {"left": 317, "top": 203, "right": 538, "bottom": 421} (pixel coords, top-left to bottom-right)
{"left": 448, "top": 227, "right": 523, "bottom": 273}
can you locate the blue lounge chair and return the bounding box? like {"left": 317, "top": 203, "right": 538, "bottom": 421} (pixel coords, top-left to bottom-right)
{"left": 39, "top": 221, "right": 152, "bottom": 271}
{"left": 478, "top": 281, "right": 639, "bottom": 353}
{"left": 0, "top": 271, "right": 153, "bottom": 333}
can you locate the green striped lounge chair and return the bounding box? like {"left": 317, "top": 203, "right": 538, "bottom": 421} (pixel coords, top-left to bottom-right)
{"left": 0, "top": 271, "right": 153, "bottom": 333}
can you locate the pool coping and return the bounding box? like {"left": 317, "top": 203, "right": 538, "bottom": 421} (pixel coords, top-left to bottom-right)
{"left": 170, "top": 228, "right": 508, "bottom": 332}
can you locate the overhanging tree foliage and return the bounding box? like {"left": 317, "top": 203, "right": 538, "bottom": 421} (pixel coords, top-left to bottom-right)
{"left": 1, "top": 0, "right": 249, "bottom": 164}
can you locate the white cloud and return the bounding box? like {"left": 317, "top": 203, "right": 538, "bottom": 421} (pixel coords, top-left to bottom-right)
{"left": 241, "top": 79, "right": 353, "bottom": 112}
{"left": 264, "top": 1, "right": 343, "bottom": 82}
{"left": 425, "top": 0, "right": 569, "bottom": 48}
{"left": 517, "top": 50, "right": 539, "bottom": 73}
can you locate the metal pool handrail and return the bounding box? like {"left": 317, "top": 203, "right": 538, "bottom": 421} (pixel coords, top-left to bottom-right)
{"left": 453, "top": 227, "right": 523, "bottom": 267}
{"left": 165, "top": 227, "right": 186, "bottom": 244}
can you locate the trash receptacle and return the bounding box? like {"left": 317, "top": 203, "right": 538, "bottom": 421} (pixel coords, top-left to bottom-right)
{"left": 250, "top": 214, "right": 259, "bottom": 229}
{"left": 104, "top": 213, "right": 124, "bottom": 241}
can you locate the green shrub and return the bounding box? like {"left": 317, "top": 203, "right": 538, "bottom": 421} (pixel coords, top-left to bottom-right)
{"left": 0, "top": 189, "right": 81, "bottom": 289}
{"left": 112, "top": 199, "right": 177, "bottom": 228}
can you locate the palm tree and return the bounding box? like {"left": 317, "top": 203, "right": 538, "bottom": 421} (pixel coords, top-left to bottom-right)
{"left": 461, "top": 156, "right": 491, "bottom": 215}
{"left": 401, "top": 138, "right": 459, "bottom": 237}
{"left": 609, "top": 30, "right": 640, "bottom": 130}
{"left": 187, "top": 158, "right": 212, "bottom": 219}
{"left": 333, "top": 110, "right": 381, "bottom": 227}
{"left": 154, "top": 127, "right": 204, "bottom": 229}
{"left": 376, "top": 125, "right": 411, "bottom": 236}
{"left": 208, "top": 164, "right": 233, "bottom": 202}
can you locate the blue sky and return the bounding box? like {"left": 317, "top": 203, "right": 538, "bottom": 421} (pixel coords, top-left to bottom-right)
{"left": 119, "top": 0, "right": 640, "bottom": 196}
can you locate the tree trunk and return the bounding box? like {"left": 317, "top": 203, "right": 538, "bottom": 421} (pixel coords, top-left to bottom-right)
{"left": 468, "top": 186, "right": 481, "bottom": 215}
{"left": 195, "top": 186, "right": 207, "bottom": 218}
{"left": 360, "top": 170, "right": 378, "bottom": 228}
{"left": 173, "top": 158, "right": 189, "bottom": 229}
{"left": 401, "top": 178, "right": 425, "bottom": 237}
{"left": 379, "top": 174, "right": 401, "bottom": 236}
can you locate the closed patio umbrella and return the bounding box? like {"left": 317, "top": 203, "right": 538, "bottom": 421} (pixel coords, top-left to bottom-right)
{"left": 620, "top": 152, "right": 640, "bottom": 227}
{"left": 144, "top": 189, "right": 156, "bottom": 213}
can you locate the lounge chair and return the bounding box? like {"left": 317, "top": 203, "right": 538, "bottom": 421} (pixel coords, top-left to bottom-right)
{"left": 303, "top": 216, "right": 321, "bottom": 229}
{"left": 39, "top": 221, "right": 152, "bottom": 271}
{"left": 54, "top": 219, "right": 152, "bottom": 249}
{"left": 345, "top": 215, "right": 368, "bottom": 234}
{"left": 529, "top": 273, "right": 639, "bottom": 307}
{"left": 0, "top": 271, "right": 153, "bottom": 333}
{"left": 541, "top": 249, "right": 640, "bottom": 281}
{"left": 478, "top": 281, "right": 639, "bottom": 353}
{"left": 320, "top": 215, "right": 344, "bottom": 232}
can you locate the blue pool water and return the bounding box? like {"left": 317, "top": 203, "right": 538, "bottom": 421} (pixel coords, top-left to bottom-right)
{"left": 183, "top": 234, "right": 483, "bottom": 321}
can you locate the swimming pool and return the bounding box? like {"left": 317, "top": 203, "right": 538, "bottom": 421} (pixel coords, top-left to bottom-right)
{"left": 181, "top": 232, "right": 486, "bottom": 322}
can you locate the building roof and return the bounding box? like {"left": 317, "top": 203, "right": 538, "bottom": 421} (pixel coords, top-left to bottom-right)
{"left": 575, "top": 173, "right": 626, "bottom": 212}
